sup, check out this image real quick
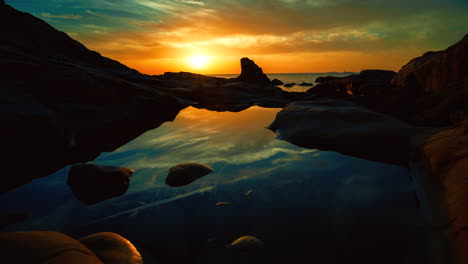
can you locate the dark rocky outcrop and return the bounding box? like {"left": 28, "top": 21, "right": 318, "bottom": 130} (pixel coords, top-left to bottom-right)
{"left": 391, "top": 35, "right": 468, "bottom": 126}
{"left": 0, "top": 3, "right": 184, "bottom": 192}
{"left": 299, "top": 82, "right": 313, "bottom": 86}
{"left": 271, "top": 78, "right": 284, "bottom": 85}
{"left": 284, "top": 83, "right": 295, "bottom": 88}
{"left": 392, "top": 35, "right": 468, "bottom": 94}
{"left": 236, "top": 57, "right": 271, "bottom": 84}
{"left": 308, "top": 70, "right": 395, "bottom": 98}
{"left": 165, "top": 163, "right": 214, "bottom": 187}
{"left": 68, "top": 164, "right": 134, "bottom": 204}
{"left": 268, "top": 100, "right": 420, "bottom": 166}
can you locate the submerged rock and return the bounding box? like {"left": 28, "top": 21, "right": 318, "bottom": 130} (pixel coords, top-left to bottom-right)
{"left": 165, "top": 163, "right": 214, "bottom": 187}
{"left": 284, "top": 83, "right": 295, "bottom": 88}
{"left": 228, "top": 236, "right": 264, "bottom": 251}
{"left": 79, "top": 232, "right": 143, "bottom": 264}
{"left": 268, "top": 100, "right": 419, "bottom": 166}
{"left": 299, "top": 82, "right": 313, "bottom": 86}
{"left": 68, "top": 164, "right": 134, "bottom": 205}
{"left": 236, "top": 57, "right": 271, "bottom": 84}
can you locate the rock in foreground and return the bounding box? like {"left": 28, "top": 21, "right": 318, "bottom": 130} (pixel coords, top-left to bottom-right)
{"left": 268, "top": 100, "right": 419, "bottom": 166}
{"left": 68, "top": 164, "right": 134, "bottom": 205}
{"left": 228, "top": 235, "right": 264, "bottom": 251}
{"left": 166, "top": 163, "right": 214, "bottom": 187}
{"left": 79, "top": 232, "right": 142, "bottom": 264}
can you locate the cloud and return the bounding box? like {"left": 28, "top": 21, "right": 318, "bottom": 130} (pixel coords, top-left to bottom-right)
{"left": 40, "top": 12, "right": 82, "bottom": 19}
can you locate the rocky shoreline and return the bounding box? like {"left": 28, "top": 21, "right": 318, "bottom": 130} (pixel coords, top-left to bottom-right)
{"left": 1, "top": 0, "right": 468, "bottom": 262}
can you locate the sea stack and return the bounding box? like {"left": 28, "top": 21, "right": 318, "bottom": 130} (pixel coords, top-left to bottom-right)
{"left": 236, "top": 57, "right": 271, "bottom": 84}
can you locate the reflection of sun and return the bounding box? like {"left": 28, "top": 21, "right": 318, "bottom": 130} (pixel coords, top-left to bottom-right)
{"left": 187, "top": 54, "right": 210, "bottom": 69}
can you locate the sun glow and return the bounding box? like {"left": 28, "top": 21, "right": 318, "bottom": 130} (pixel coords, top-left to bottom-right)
{"left": 187, "top": 54, "right": 210, "bottom": 69}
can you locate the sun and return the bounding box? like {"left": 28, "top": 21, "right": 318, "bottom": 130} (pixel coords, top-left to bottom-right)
{"left": 187, "top": 54, "right": 210, "bottom": 70}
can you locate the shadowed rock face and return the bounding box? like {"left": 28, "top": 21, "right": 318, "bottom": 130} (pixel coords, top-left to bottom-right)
{"left": 422, "top": 119, "right": 468, "bottom": 262}
{"left": 392, "top": 35, "right": 468, "bottom": 94}
{"left": 236, "top": 57, "right": 271, "bottom": 84}
{"left": 68, "top": 164, "right": 134, "bottom": 205}
{"left": 268, "top": 100, "right": 419, "bottom": 166}
{"left": 0, "top": 3, "right": 184, "bottom": 193}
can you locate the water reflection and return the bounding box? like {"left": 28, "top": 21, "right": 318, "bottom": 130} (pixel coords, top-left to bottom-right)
{"left": 0, "top": 106, "right": 448, "bottom": 263}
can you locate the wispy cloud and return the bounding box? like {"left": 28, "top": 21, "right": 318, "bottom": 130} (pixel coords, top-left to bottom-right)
{"left": 41, "top": 12, "right": 82, "bottom": 19}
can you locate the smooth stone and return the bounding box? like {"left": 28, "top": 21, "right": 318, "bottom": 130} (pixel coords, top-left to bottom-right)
{"left": 165, "top": 163, "right": 214, "bottom": 187}
{"left": 68, "top": 164, "right": 134, "bottom": 205}
{"left": 228, "top": 235, "right": 264, "bottom": 251}
{"left": 79, "top": 232, "right": 143, "bottom": 264}
{"left": 268, "top": 100, "right": 419, "bottom": 166}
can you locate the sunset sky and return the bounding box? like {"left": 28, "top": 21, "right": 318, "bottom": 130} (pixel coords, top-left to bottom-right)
{"left": 6, "top": 0, "right": 468, "bottom": 74}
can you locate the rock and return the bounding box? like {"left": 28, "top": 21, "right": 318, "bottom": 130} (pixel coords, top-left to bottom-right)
{"left": 389, "top": 35, "right": 468, "bottom": 125}
{"left": 236, "top": 57, "right": 271, "bottom": 84}
{"left": 67, "top": 164, "right": 134, "bottom": 205}
{"left": 421, "top": 119, "right": 468, "bottom": 262}
{"left": 165, "top": 163, "right": 214, "bottom": 187}
{"left": 79, "top": 232, "right": 143, "bottom": 264}
{"left": 271, "top": 78, "right": 284, "bottom": 85}
{"left": 284, "top": 83, "right": 295, "bottom": 88}
{"left": 309, "top": 70, "right": 395, "bottom": 98}
{"left": 268, "top": 100, "right": 419, "bottom": 166}
{"left": 228, "top": 236, "right": 264, "bottom": 251}
{"left": 0, "top": 231, "right": 102, "bottom": 263}
{"left": 299, "top": 82, "right": 313, "bottom": 86}
{"left": 392, "top": 34, "right": 468, "bottom": 93}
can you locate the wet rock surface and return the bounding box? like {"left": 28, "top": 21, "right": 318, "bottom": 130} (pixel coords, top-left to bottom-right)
{"left": 166, "top": 163, "right": 214, "bottom": 187}
{"left": 268, "top": 100, "right": 419, "bottom": 166}
{"left": 68, "top": 164, "right": 134, "bottom": 205}
{"left": 79, "top": 232, "right": 143, "bottom": 264}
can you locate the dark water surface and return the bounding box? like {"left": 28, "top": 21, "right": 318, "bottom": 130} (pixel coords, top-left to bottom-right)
{"left": 0, "top": 106, "right": 447, "bottom": 263}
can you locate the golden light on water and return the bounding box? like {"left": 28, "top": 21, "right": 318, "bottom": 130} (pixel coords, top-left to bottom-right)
{"left": 187, "top": 54, "right": 211, "bottom": 70}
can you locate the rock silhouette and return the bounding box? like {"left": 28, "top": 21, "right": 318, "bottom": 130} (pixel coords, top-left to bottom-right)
{"left": 236, "top": 57, "right": 271, "bottom": 84}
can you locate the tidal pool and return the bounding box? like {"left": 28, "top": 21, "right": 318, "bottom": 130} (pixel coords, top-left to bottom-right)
{"left": 0, "top": 106, "right": 451, "bottom": 263}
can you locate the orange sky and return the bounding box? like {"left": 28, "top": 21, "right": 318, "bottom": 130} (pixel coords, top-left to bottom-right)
{"left": 9, "top": 0, "right": 468, "bottom": 74}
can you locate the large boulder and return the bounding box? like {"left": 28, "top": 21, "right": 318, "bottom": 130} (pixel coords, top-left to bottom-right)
{"left": 79, "top": 232, "right": 142, "bottom": 264}
{"left": 392, "top": 35, "right": 468, "bottom": 93}
{"left": 68, "top": 164, "right": 134, "bottom": 204}
{"left": 236, "top": 57, "right": 271, "bottom": 84}
{"left": 422, "top": 119, "right": 468, "bottom": 262}
{"left": 268, "top": 100, "right": 419, "bottom": 166}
